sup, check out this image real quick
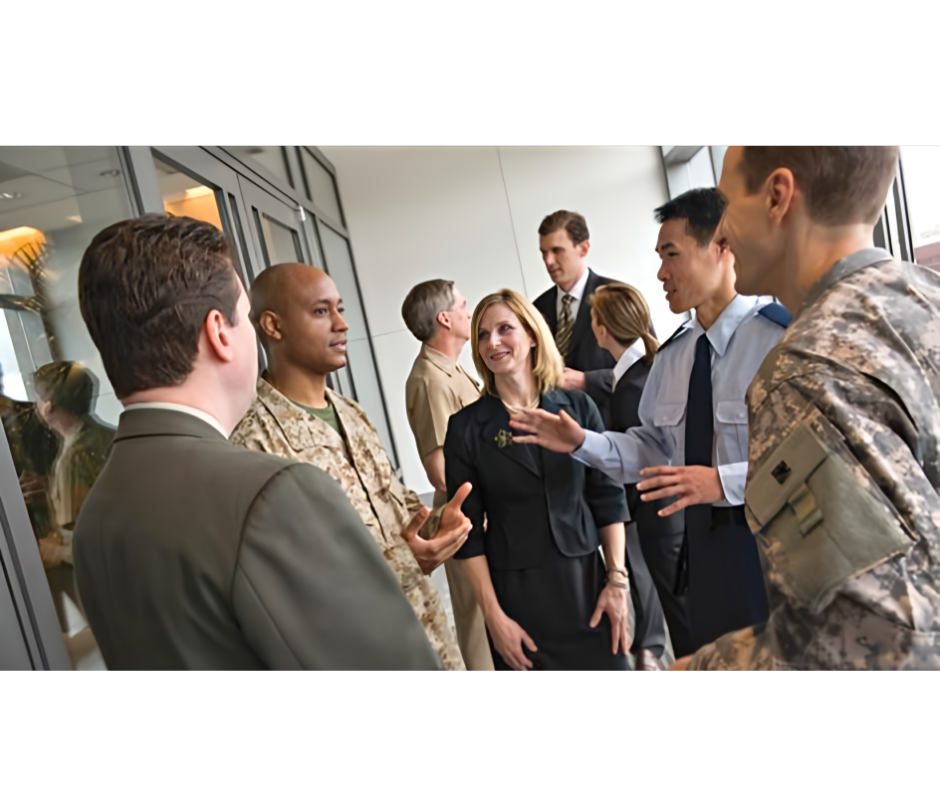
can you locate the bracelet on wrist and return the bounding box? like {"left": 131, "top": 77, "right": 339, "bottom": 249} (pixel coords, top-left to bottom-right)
{"left": 607, "top": 578, "right": 628, "bottom": 589}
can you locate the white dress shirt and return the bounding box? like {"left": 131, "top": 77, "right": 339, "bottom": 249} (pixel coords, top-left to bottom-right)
{"left": 611, "top": 339, "right": 646, "bottom": 387}
{"left": 572, "top": 294, "right": 784, "bottom": 507}
{"left": 555, "top": 267, "right": 591, "bottom": 324}
{"left": 123, "top": 402, "right": 229, "bottom": 438}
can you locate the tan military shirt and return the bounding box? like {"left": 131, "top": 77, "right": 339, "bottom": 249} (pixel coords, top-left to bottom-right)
{"left": 230, "top": 378, "right": 465, "bottom": 671}
{"left": 405, "top": 344, "right": 481, "bottom": 508}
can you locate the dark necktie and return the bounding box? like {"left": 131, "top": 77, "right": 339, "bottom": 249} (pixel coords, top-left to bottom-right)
{"left": 674, "top": 332, "right": 713, "bottom": 595}
{"left": 555, "top": 294, "right": 574, "bottom": 359}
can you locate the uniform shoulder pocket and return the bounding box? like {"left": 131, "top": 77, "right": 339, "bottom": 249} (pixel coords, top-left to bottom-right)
{"left": 745, "top": 424, "right": 915, "bottom": 613}
{"left": 653, "top": 403, "right": 685, "bottom": 427}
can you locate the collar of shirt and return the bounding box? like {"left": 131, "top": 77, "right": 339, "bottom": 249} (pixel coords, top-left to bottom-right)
{"left": 612, "top": 339, "right": 645, "bottom": 386}
{"left": 690, "top": 293, "right": 762, "bottom": 357}
{"left": 799, "top": 247, "right": 893, "bottom": 318}
{"left": 421, "top": 343, "right": 459, "bottom": 377}
{"left": 123, "top": 402, "right": 229, "bottom": 438}
{"left": 556, "top": 267, "right": 591, "bottom": 316}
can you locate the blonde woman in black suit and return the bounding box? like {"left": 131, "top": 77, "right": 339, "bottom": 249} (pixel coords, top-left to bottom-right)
{"left": 445, "top": 289, "right": 630, "bottom": 671}
{"left": 590, "top": 282, "right": 693, "bottom": 664}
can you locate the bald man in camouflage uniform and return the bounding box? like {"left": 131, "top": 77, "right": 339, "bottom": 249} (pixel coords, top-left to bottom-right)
{"left": 680, "top": 146, "right": 940, "bottom": 670}
{"left": 231, "top": 263, "right": 469, "bottom": 670}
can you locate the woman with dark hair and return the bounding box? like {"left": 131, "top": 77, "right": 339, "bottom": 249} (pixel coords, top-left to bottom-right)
{"left": 444, "top": 288, "right": 630, "bottom": 671}
{"left": 590, "top": 282, "right": 693, "bottom": 661}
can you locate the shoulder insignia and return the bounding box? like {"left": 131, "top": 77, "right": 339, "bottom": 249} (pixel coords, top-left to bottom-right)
{"left": 758, "top": 302, "right": 791, "bottom": 328}
{"left": 656, "top": 323, "right": 691, "bottom": 355}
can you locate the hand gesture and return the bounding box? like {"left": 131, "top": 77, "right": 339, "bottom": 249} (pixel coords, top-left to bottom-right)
{"left": 561, "top": 368, "right": 587, "bottom": 391}
{"left": 19, "top": 471, "right": 48, "bottom": 505}
{"left": 508, "top": 408, "right": 585, "bottom": 454}
{"left": 637, "top": 465, "right": 724, "bottom": 516}
{"left": 401, "top": 482, "right": 473, "bottom": 575}
{"left": 590, "top": 583, "right": 631, "bottom": 655}
{"left": 487, "top": 610, "right": 538, "bottom": 670}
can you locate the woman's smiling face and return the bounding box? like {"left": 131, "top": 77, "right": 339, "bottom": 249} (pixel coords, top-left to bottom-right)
{"left": 477, "top": 302, "right": 535, "bottom": 377}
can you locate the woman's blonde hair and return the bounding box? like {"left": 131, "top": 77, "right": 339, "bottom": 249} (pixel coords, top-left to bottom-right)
{"left": 471, "top": 289, "right": 564, "bottom": 396}
{"left": 590, "top": 282, "right": 659, "bottom": 364}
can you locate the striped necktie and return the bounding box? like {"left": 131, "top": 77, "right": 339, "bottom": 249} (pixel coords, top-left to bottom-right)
{"left": 556, "top": 293, "right": 574, "bottom": 359}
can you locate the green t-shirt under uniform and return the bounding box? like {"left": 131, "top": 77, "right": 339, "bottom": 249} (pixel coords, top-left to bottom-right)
{"left": 291, "top": 399, "right": 342, "bottom": 435}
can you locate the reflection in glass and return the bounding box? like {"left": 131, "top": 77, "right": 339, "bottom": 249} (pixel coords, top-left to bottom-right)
{"left": 318, "top": 223, "right": 396, "bottom": 466}
{"left": 0, "top": 145, "right": 133, "bottom": 669}
{"left": 254, "top": 209, "right": 303, "bottom": 268}
{"left": 230, "top": 146, "right": 292, "bottom": 187}
{"left": 301, "top": 148, "right": 343, "bottom": 226}
{"left": 901, "top": 146, "right": 940, "bottom": 272}
{"left": 153, "top": 156, "right": 223, "bottom": 231}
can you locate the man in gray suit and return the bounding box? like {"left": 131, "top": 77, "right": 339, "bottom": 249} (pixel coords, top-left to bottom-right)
{"left": 72, "top": 214, "right": 440, "bottom": 670}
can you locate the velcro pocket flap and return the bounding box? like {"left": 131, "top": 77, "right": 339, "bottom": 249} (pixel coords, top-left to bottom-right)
{"left": 653, "top": 403, "right": 685, "bottom": 427}
{"left": 716, "top": 401, "right": 748, "bottom": 424}
{"left": 745, "top": 423, "right": 914, "bottom": 613}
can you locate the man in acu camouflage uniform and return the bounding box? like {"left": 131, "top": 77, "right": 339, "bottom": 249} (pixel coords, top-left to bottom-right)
{"left": 230, "top": 263, "right": 470, "bottom": 670}
{"left": 676, "top": 146, "right": 940, "bottom": 670}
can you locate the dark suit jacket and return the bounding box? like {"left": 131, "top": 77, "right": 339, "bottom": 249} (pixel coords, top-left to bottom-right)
{"left": 444, "top": 389, "right": 628, "bottom": 571}
{"left": 607, "top": 358, "right": 651, "bottom": 515}
{"left": 72, "top": 408, "right": 440, "bottom": 670}
{"left": 534, "top": 269, "right": 617, "bottom": 412}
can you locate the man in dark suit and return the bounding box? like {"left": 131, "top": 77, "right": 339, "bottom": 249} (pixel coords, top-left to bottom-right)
{"left": 533, "top": 211, "right": 618, "bottom": 423}
{"left": 71, "top": 214, "right": 439, "bottom": 670}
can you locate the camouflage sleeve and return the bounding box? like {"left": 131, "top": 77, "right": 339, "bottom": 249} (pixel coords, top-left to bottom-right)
{"left": 686, "top": 623, "right": 777, "bottom": 671}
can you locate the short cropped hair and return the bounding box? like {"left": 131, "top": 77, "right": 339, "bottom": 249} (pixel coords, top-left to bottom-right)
{"left": 538, "top": 210, "right": 590, "bottom": 246}
{"left": 653, "top": 188, "right": 727, "bottom": 247}
{"left": 33, "top": 361, "right": 96, "bottom": 417}
{"left": 470, "top": 289, "right": 563, "bottom": 396}
{"left": 78, "top": 214, "right": 241, "bottom": 400}
{"left": 401, "top": 279, "right": 455, "bottom": 342}
{"left": 740, "top": 146, "right": 899, "bottom": 226}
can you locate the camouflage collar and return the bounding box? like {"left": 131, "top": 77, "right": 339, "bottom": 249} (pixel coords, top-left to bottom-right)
{"left": 254, "top": 377, "right": 348, "bottom": 455}
{"left": 799, "top": 248, "right": 893, "bottom": 318}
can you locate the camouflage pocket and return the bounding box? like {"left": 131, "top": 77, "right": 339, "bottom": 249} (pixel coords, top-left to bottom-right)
{"left": 745, "top": 423, "right": 915, "bottom": 614}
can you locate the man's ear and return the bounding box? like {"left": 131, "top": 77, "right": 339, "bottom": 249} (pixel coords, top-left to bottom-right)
{"left": 257, "top": 310, "right": 281, "bottom": 344}
{"left": 767, "top": 167, "right": 797, "bottom": 225}
{"left": 578, "top": 240, "right": 591, "bottom": 259}
{"left": 436, "top": 310, "right": 453, "bottom": 332}
{"left": 203, "top": 309, "right": 236, "bottom": 363}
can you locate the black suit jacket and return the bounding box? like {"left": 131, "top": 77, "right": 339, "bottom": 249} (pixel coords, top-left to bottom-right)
{"left": 607, "top": 358, "right": 651, "bottom": 515}
{"left": 444, "top": 389, "right": 628, "bottom": 571}
{"left": 534, "top": 269, "right": 617, "bottom": 412}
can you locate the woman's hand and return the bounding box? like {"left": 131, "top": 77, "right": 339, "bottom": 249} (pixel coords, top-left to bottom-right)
{"left": 487, "top": 610, "right": 538, "bottom": 670}
{"left": 590, "top": 584, "right": 631, "bottom": 655}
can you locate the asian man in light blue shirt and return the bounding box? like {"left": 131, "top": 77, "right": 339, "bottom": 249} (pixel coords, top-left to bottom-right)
{"left": 511, "top": 188, "right": 788, "bottom": 651}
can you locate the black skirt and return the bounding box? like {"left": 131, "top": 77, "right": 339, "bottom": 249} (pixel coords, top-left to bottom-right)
{"left": 488, "top": 549, "right": 629, "bottom": 671}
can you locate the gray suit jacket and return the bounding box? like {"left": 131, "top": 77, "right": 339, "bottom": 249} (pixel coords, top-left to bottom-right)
{"left": 73, "top": 408, "right": 440, "bottom": 670}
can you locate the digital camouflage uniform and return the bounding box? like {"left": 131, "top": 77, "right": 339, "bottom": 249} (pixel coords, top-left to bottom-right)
{"left": 689, "top": 249, "right": 940, "bottom": 670}
{"left": 231, "top": 378, "right": 465, "bottom": 670}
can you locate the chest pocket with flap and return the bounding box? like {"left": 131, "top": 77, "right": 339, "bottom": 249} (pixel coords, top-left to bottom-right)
{"left": 745, "top": 423, "right": 915, "bottom": 613}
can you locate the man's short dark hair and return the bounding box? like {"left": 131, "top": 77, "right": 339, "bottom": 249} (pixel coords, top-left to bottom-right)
{"left": 538, "top": 210, "right": 590, "bottom": 246}
{"left": 653, "top": 188, "right": 727, "bottom": 247}
{"left": 401, "top": 279, "right": 455, "bottom": 343}
{"left": 740, "top": 146, "right": 899, "bottom": 226}
{"left": 78, "top": 214, "right": 241, "bottom": 400}
{"left": 33, "top": 361, "right": 96, "bottom": 417}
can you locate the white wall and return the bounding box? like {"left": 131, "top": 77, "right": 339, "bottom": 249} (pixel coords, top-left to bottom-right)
{"left": 320, "top": 146, "right": 676, "bottom": 495}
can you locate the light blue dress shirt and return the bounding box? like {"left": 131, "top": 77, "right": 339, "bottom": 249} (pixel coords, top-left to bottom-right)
{"left": 572, "top": 294, "right": 786, "bottom": 508}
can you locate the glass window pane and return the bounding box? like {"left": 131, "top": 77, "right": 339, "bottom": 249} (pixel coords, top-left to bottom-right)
{"left": 253, "top": 210, "right": 302, "bottom": 267}
{"left": 0, "top": 145, "right": 133, "bottom": 670}
{"left": 301, "top": 148, "right": 343, "bottom": 226}
{"left": 318, "top": 223, "right": 396, "bottom": 464}
{"left": 901, "top": 146, "right": 940, "bottom": 272}
{"left": 231, "top": 146, "right": 292, "bottom": 187}
{"left": 153, "top": 155, "right": 223, "bottom": 231}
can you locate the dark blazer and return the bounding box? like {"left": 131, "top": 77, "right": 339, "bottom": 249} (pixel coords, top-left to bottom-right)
{"left": 444, "top": 389, "right": 628, "bottom": 570}
{"left": 73, "top": 408, "right": 440, "bottom": 670}
{"left": 533, "top": 269, "right": 617, "bottom": 412}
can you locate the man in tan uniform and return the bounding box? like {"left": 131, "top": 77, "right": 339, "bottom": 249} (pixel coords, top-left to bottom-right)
{"left": 402, "top": 279, "right": 494, "bottom": 671}
{"left": 231, "top": 263, "right": 470, "bottom": 670}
